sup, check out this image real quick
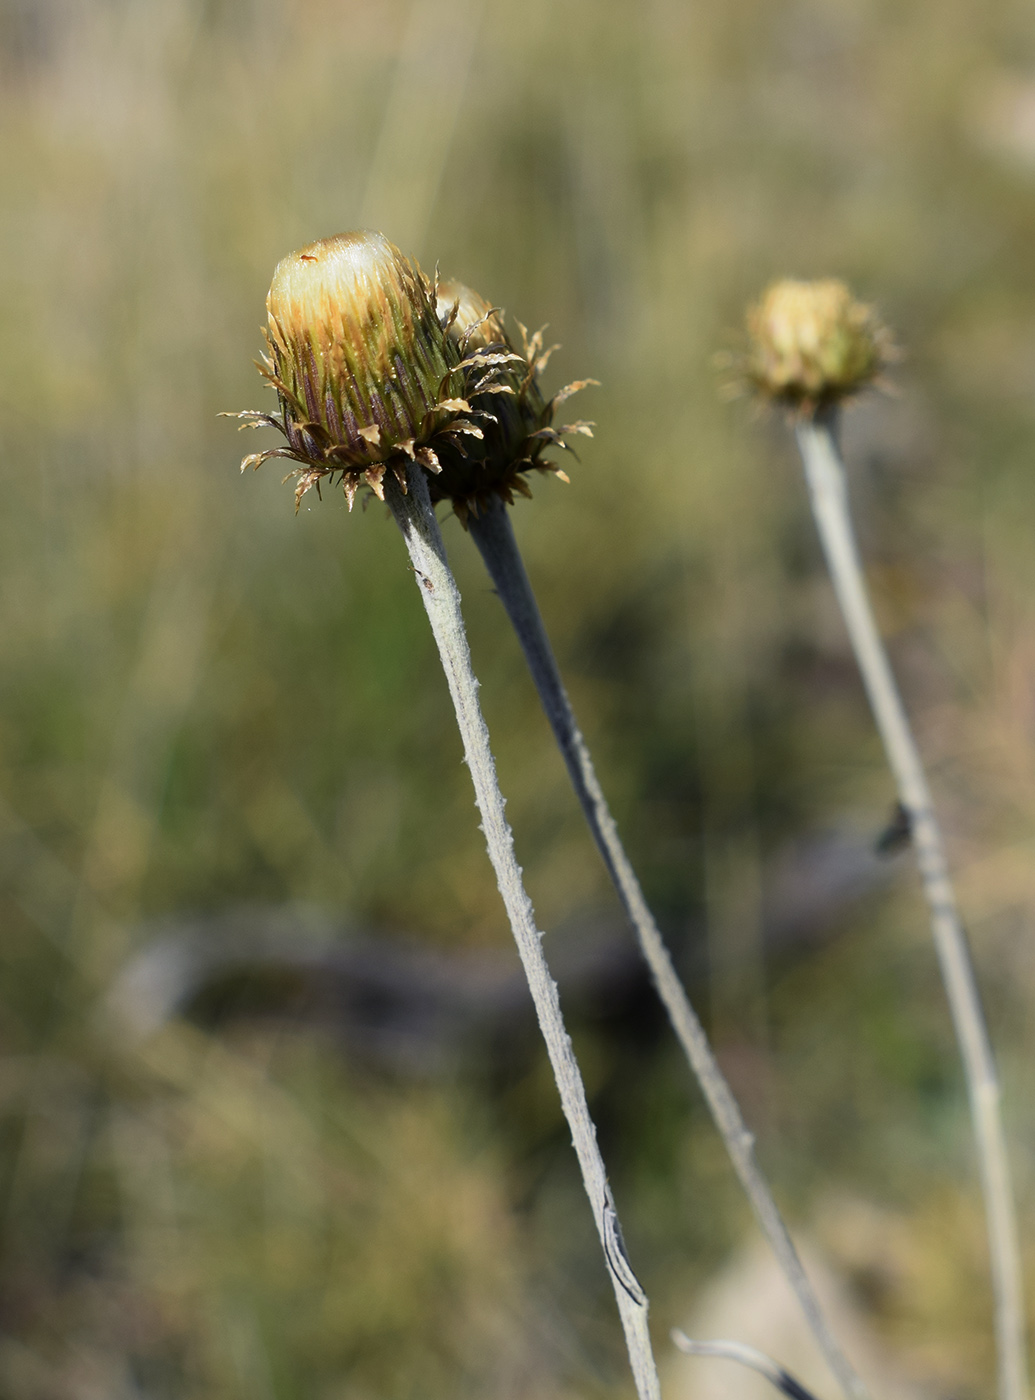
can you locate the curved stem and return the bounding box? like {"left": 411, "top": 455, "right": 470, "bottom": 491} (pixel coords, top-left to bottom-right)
{"left": 795, "top": 411, "right": 1028, "bottom": 1400}
{"left": 468, "top": 495, "right": 867, "bottom": 1400}
{"left": 386, "top": 466, "right": 661, "bottom": 1400}
{"left": 672, "top": 1330, "right": 823, "bottom": 1400}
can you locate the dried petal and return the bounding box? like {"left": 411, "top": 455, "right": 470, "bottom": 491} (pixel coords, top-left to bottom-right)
{"left": 551, "top": 379, "right": 599, "bottom": 408}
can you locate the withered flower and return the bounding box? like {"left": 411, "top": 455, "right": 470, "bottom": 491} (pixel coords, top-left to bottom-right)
{"left": 431, "top": 279, "right": 597, "bottom": 524}
{"left": 226, "top": 231, "right": 517, "bottom": 510}
{"left": 744, "top": 278, "right": 895, "bottom": 413}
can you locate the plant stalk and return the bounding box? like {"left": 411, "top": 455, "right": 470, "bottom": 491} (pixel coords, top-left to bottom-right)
{"left": 795, "top": 410, "right": 1028, "bottom": 1400}
{"left": 386, "top": 464, "right": 661, "bottom": 1400}
{"left": 672, "top": 1330, "right": 822, "bottom": 1400}
{"left": 468, "top": 494, "right": 867, "bottom": 1400}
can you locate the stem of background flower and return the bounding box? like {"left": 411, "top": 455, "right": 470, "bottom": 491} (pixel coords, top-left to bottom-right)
{"left": 795, "top": 409, "right": 1028, "bottom": 1400}
{"left": 385, "top": 464, "right": 661, "bottom": 1400}
{"left": 468, "top": 495, "right": 867, "bottom": 1400}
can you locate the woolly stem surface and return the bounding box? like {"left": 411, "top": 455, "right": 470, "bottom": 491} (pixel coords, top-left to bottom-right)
{"left": 386, "top": 465, "right": 660, "bottom": 1400}
{"left": 468, "top": 495, "right": 867, "bottom": 1400}
{"left": 795, "top": 411, "right": 1028, "bottom": 1400}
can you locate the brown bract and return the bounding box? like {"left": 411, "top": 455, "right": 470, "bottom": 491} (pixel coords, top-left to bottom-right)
{"left": 743, "top": 278, "right": 896, "bottom": 414}
{"left": 224, "top": 231, "right": 520, "bottom": 511}
{"left": 432, "top": 279, "right": 597, "bottom": 525}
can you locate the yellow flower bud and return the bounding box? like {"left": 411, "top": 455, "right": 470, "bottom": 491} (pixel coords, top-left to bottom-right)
{"left": 744, "top": 278, "right": 894, "bottom": 411}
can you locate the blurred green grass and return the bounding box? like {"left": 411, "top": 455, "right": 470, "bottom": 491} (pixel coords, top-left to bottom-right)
{"left": 2, "top": 0, "right": 1035, "bottom": 1395}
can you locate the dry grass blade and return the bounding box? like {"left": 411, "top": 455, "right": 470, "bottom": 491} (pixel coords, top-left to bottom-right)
{"left": 672, "top": 1331, "right": 825, "bottom": 1400}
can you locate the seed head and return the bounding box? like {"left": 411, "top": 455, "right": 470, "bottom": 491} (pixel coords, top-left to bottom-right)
{"left": 225, "top": 231, "right": 500, "bottom": 510}
{"left": 744, "top": 278, "right": 894, "bottom": 412}
{"left": 431, "top": 279, "right": 597, "bottom": 525}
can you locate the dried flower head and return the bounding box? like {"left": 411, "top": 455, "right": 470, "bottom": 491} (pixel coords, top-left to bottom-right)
{"left": 744, "top": 278, "right": 894, "bottom": 412}
{"left": 431, "top": 279, "right": 597, "bottom": 524}
{"left": 225, "top": 231, "right": 510, "bottom": 510}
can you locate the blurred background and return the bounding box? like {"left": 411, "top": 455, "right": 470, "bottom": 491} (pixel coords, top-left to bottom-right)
{"left": 1, "top": 0, "right": 1035, "bottom": 1396}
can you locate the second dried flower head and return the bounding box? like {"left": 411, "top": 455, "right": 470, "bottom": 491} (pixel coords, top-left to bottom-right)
{"left": 431, "top": 279, "right": 596, "bottom": 523}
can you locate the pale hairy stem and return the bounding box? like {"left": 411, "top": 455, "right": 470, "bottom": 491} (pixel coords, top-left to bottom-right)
{"left": 796, "top": 411, "right": 1028, "bottom": 1400}
{"left": 385, "top": 464, "right": 661, "bottom": 1400}
{"left": 468, "top": 495, "right": 867, "bottom": 1400}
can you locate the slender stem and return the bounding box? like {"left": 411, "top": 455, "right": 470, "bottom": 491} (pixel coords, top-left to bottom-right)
{"left": 672, "top": 1331, "right": 823, "bottom": 1400}
{"left": 795, "top": 411, "right": 1028, "bottom": 1400}
{"left": 468, "top": 496, "right": 867, "bottom": 1400}
{"left": 385, "top": 465, "right": 661, "bottom": 1400}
